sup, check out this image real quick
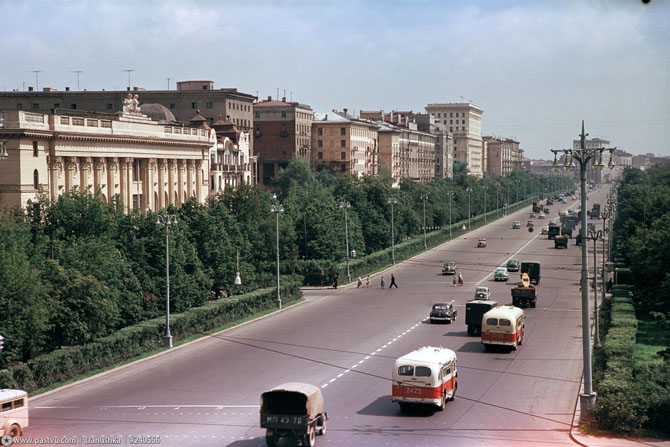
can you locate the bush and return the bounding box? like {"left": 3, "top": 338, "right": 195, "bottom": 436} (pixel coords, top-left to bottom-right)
{"left": 0, "top": 280, "right": 302, "bottom": 393}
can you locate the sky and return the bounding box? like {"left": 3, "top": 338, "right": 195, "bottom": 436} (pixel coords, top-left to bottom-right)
{"left": 1, "top": 0, "right": 669, "bottom": 159}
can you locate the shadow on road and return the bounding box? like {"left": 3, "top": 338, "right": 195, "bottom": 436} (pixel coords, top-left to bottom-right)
{"left": 357, "top": 395, "right": 436, "bottom": 418}
{"left": 225, "top": 439, "right": 264, "bottom": 446}
{"left": 456, "top": 341, "right": 485, "bottom": 353}
{"left": 443, "top": 330, "right": 469, "bottom": 337}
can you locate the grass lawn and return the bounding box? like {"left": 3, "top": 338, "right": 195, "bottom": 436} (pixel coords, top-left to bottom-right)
{"left": 633, "top": 315, "right": 670, "bottom": 366}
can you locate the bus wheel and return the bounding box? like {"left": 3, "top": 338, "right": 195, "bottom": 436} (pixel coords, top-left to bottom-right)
{"left": 449, "top": 383, "right": 457, "bottom": 401}
{"left": 437, "top": 392, "right": 446, "bottom": 411}
{"left": 8, "top": 424, "right": 21, "bottom": 437}
{"left": 399, "top": 402, "right": 411, "bottom": 412}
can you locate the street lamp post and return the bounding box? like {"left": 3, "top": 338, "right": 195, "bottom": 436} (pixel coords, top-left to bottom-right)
{"left": 466, "top": 187, "right": 472, "bottom": 230}
{"left": 388, "top": 197, "right": 398, "bottom": 264}
{"left": 271, "top": 197, "right": 284, "bottom": 309}
{"left": 551, "top": 120, "right": 615, "bottom": 417}
{"left": 482, "top": 186, "right": 488, "bottom": 223}
{"left": 339, "top": 201, "right": 352, "bottom": 282}
{"left": 495, "top": 183, "right": 499, "bottom": 218}
{"left": 587, "top": 229, "right": 602, "bottom": 348}
{"left": 420, "top": 194, "right": 428, "bottom": 250}
{"left": 447, "top": 191, "right": 454, "bottom": 239}
{"left": 515, "top": 179, "right": 520, "bottom": 206}
{"left": 156, "top": 213, "right": 177, "bottom": 348}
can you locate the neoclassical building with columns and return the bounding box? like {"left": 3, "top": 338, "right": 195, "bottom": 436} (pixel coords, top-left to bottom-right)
{"left": 0, "top": 105, "right": 213, "bottom": 212}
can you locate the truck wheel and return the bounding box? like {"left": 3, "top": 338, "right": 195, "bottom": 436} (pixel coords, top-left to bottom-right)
{"left": 304, "top": 425, "right": 316, "bottom": 447}
{"left": 530, "top": 301, "right": 536, "bottom": 308}
{"left": 467, "top": 326, "right": 474, "bottom": 336}
{"left": 317, "top": 414, "right": 327, "bottom": 435}
{"left": 265, "top": 430, "right": 277, "bottom": 447}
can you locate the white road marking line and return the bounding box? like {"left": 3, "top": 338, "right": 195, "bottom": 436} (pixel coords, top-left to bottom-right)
{"left": 476, "top": 231, "right": 543, "bottom": 285}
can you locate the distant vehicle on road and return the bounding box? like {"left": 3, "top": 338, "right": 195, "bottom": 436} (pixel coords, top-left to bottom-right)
{"left": 494, "top": 267, "right": 510, "bottom": 281}
{"left": 512, "top": 221, "right": 521, "bottom": 229}
{"left": 430, "top": 301, "right": 457, "bottom": 324}
{"left": 0, "top": 389, "right": 29, "bottom": 437}
{"left": 261, "top": 383, "right": 327, "bottom": 447}
{"left": 511, "top": 284, "right": 537, "bottom": 308}
{"left": 392, "top": 347, "right": 457, "bottom": 411}
{"left": 474, "top": 286, "right": 491, "bottom": 300}
{"left": 441, "top": 261, "right": 456, "bottom": 275}
{"left": 477, "top": 238, "right": 487, "bottom": 248}
{"left": 527, "top": 220, "right": 534, "bottom": 228}
{"left": 554, "top": 235, "right": 568, "bottom": 249}
{"left": 529, "top": 212, "right": 537, "bottom": 218}
{"left": 482, "top": 305, "right": 525, "bottom": 351}
{"left": 538, "top": 212, "right": 545, "bottom": 219}
{"left": 541, "top": 225, "right": 549, "bottom": 235}
{"left": 506, "top": 258, "right": 520, "bottom": 272}
{"left": 548, "top": 224, "right": 561, "bottom": 239}
{"left": 466, "top": 299, "right": 499, "bottom": 335}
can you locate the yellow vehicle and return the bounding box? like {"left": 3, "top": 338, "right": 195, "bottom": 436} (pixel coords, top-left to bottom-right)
{"left": 0, "top": 389, "right": 28, "bottom": 437}
{"left": 481, "top": 305, "right": 525, "bottom": 351}
{"left": 392, "top": 346, "right": 457, "bottom": 411}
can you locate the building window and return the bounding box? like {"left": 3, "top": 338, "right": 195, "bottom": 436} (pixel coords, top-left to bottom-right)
{"left": 33, "top": 169, "right": 39, "bottom": 189}
{"left": 33, "top": 141, "right": 38, "bottom": 157}
{"left": 32, "top": 103, "right": 39, "bottom": 110}
{"left": 191, "top": 102, "right": 197, "bottom": 109}
{"left": 255, "top": 111, "right": 260, "bottom": 118}
{"left": 462, "top": 119, "right": 465, "bottom": 124}
{"left": 318, "top": 152, "right": 323, "bottom": 160}
{"left": 53, "top": 103, "right": 60, "bottom": 109}
{"left": 281, "top": 124, "right": 287, "bottom": 136}
{"left": 206, "top": 101, "right": 213, "bottom": 109}
{"left": 341, "top": 152, "right": 346, "bottom": 160}
{"left": 450, "top": 127, "right": 453, "bottom": 132}
{"left": 283, "top": 151, "right": 287, "bottom": 159}
{"left": 16, "top": 103, "right": 23, "bottom": 109}
{"left": 341, "top": 140, "right": 346, "bottom": 148}
{"left": 318, "top": 140, "right": 323, "bottom": 148}
{"left": 170, "top": 103, "right": 176, "bottom": 109}
{"left": 318, "top": 127, "right": 322, "bottom": 136}
{"left": 106, "top": 103, "right": 113, "bottom": 110}
{"left": 281, "top": 111, "right": 286, "bottom": 118}
{"left": 71, "top": 104, "right": 77, "bottom": 109}
{"left": 340, "top": 127, "right": 345, "bottom": 136}
{"left": 437, "top": 113, "right": 441, "bottom": 118}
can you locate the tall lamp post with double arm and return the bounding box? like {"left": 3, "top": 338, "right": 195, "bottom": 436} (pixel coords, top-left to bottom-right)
{"left": 482, "top": 185, "right": 488, "bottom": 223}
{"left": 339, "top": 201, "right": 352, "bottom": 282}
{"left": 447, "top": 191, "right": 454, "bottom": 239}
{"left": 551, "top": 121, "right": 615, "bottom": 418}
{"left": 388, "top": 197, "right": 398, "bottom": 264}
{"left": 420, "top": 194, "right": 428, "bottom": 250}
{"left": 466, "top": 187, "right": 472, "bottom": 230}
{"left": 271, "top": 195, "right": 284, "bottom": 309}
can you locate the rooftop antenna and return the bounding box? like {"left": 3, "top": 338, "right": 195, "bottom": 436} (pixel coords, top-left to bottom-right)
{"left": 255, "top": 91, "right": 259, "bottom": 101}
{"left": 32, "top": 70, "right": 41, "bottom": 90}
{"left": 123, "top": 69, "right": 134, "bottom": 90}
{"left": 72, "top": 71, "right": 83, "bottom": 91}
{"left": 459, "top": 95, "right": 465, "bottom": 102}
{"left": 165, "top": 77, "right": 171, "bottom": 90}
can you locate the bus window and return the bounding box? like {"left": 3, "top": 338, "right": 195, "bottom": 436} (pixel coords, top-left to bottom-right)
{"left": 415, "top": 367, "right": 431, "bottom": 377}
{"left": 499, "top": 319, "right": 511, "bottom": 327}
{"left": 398, "top": 365, "right": 414, "bottom": 376}
{"left": 1, "top": 401, "right": 11, "bottom": 411}
{"left": 486, "top": 318, "right": 498, "bottom": 326}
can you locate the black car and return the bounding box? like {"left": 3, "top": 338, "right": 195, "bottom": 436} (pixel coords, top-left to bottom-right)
{"left": 506, "top": 258, "right": 520, "bottom": 272}
{"left": 430, "top": 301, "right": 457, "bottom": 324}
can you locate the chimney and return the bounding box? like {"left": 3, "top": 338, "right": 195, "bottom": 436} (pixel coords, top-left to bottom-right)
{"left": 282, "top": 97, "right": 286, "bottom": 102}
{"left": 28, "top": 86, "right": 34, "bottom": 91}
{"left": 268, "top": 96, "right": 272, "bottom": 101}
{"left": 343, "top": 108, "right": 348, "bottom": 115}
{"left": 65, "top": 86, "right": 70, "bottom": 91}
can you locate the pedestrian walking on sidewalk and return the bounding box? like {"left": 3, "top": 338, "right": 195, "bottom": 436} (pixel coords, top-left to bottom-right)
{"left": 365, "top": 275, "right": 371, "bottom": 288}
{"left": 380, "top": 276, "right": 385, "bottom": 289}
{"left": 389, "top": 273, "right": 398, "bottom": 288}
{"left": 357, "top": 276, "right": 363, "bottom": 288}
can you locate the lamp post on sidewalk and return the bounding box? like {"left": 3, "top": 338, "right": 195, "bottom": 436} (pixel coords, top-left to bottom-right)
{"left": 447, "top": 191, "right": 454, "bottom": 239}
{"left": 587, "top": 229, "right": 603, "bottom": 348}
{"left": 551, "top": 121, "right": 615, "bottom": 417}
{"left": 482, "top": 185, "right": 488, "bottom": 223}
{"left": 420, "top": 194, "right": 428, "bottom": 250}
{"left": 388, "top": 197, "right": 398, "bottom": 264}
{"left": 156, "top": 213, "right": 177, "bottom": 348}
{"left": 466, "top": 187, "right": 472, "bottom": 230}
{"left": 271, "top": 195, "right": 284, "bottom": 309}
{"left": 339, "top": 201, "right": 352, "bottom": 282}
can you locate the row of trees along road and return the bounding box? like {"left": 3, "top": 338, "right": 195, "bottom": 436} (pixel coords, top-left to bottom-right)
{"left": 0, "top": 157, "right": 573, "bottom": 365}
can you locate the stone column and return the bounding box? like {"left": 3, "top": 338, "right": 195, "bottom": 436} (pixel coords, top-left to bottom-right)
{"left": 80, "top": 157, "right": 92, "bottom": 193}
{"left": 177, "top": 160, "right": 185, "bottom": 206}
{"left": 47, "top": 156, "right": 62, "bottom": 200}
{"left": 106, "top": 158, "right": 118, "bottom": 203}
{"left": 64, "top": 157, "right": 77, "bottom": 193}
{"left": 145, "top": 158, "right": 157, "bottom": 212}
{"left": 167, "top": 159, "right": 176, "bottom": 207}
{"left": 93, "top": 158, "right": 105, "bottom": 194}
{"left": 157, "top": 159, "right": 167, "bottom": 210}
{"left": 186, "top": 160, "right": 194, "bottom": 199}
{"left": 195, "top": 160, "right": 203, "bottom": 203}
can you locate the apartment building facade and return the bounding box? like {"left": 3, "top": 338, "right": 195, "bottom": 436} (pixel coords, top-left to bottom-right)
{"left": 425, "top": 103, "right": 484, "bottom": 178}
{"left": 311, "top": 110, "right": 379, "bottom": 177}
{"left": 208, "top": 119, "right": 255, "bottom": 195}
{"left": 483, "top": 136, "right": 524, "bottom": 176}
{"left": 0, "top": 106, "right": 212, "bottom": 212}
{"left": 253, "top": 96, "right": 313, "bottom": 186}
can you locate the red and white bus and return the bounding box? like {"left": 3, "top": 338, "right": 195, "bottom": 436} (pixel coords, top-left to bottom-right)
{"left": 481, "top": 305, "right": 525, "bottom": 350}
{"left": 391, "top": 346, "right": 457, "bottom": 411}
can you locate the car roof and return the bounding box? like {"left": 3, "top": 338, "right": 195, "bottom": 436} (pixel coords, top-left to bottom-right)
{"left": 433, "top": 301, "right": 450, "bottom": 306}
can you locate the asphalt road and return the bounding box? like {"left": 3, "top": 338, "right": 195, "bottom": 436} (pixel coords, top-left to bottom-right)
{"left": 23, "top": 187, "right": 612, "bottom": 447}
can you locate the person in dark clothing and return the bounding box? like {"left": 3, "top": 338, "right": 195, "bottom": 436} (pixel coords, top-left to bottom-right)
{"left": 389, "top": 273, "right": 398, "bottom": 288}
{"left": 333, "top": 273, "right": 338, "bottom": 289}
{"left": 607, "top": 277, "right": 613, "bottom": 292}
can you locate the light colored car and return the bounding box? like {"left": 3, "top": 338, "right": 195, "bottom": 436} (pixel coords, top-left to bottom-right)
{"left": 477, "top": 238, "right": 487, "bottom": 248}
{"left": 494, "top": 267, "right": 510, "bottom": 281}
{"left": 538, "top": 212, "right": 545, "bottom": 219}
{"left": 541, "top": 225, "right": 549, "bottom": 235}
{"left": 512, "top": 221, "right": 521, "bottom": 229}
{"left": 474, "top": 286, "right": 490, "bottom": 300}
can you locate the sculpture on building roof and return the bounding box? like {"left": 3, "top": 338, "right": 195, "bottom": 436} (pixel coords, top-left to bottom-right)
{"left": 122, "top": 93, "right": 142, "bottom": 115}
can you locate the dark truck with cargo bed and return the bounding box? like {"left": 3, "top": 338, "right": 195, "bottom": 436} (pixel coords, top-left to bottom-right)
{"left": 465, "top": 299, "right": 498, "bottom": 336}
{"left": 511, "top": 285, "right": 537, "bottom": 308}
{"left": 520, "top": 262, "right": 541, "bottom": 285}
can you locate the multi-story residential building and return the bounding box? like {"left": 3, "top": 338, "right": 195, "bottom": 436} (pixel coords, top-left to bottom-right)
{"left": 483, "top": 136, "right": 524, "bottom": 176}
{"left": 0, "top": 104, "right": 212, "bottom": 212}
{"left": 361, "top": 110, "right": 436, "bottom": 183}
{"left": 253, "top": 96, "right": 313, "bottom": 186}
{"left": 0, "top": 80, "right": 256, "bottom": 157}
{"left": 425, "top": 103, "right": 484, "bottom": 178}
{"left": 415, "top": 113, "right": 453, "bottom": 179}
{"left": 311, "top": 110, "right": 379, "bottom": 177}
{"left": 207, "top": 118, "right": 255, "bottom": 195}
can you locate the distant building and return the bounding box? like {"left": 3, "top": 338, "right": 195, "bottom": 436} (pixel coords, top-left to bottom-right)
{"left": 311, "top": 110, "right": 379, "bottom": 177}
{"left": 424, "top": 103, "right": 484, "bottom": 178}
{"left": 208, "top": 118, "right": 255, "bottom": 195}
{"left": 571, "top": 137, "right": 611, "bottom": 184}
{"left": 0, "top": 105, "right": 213, "bottom": 212}
{"left": 0, "top": 80, "right": 256, "bottom": 163}
{"left": 253, "top": 96, "right": 313, "bottom": 187}
{"left": 483, "top": 136, "right": 524, "bottom": 176}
